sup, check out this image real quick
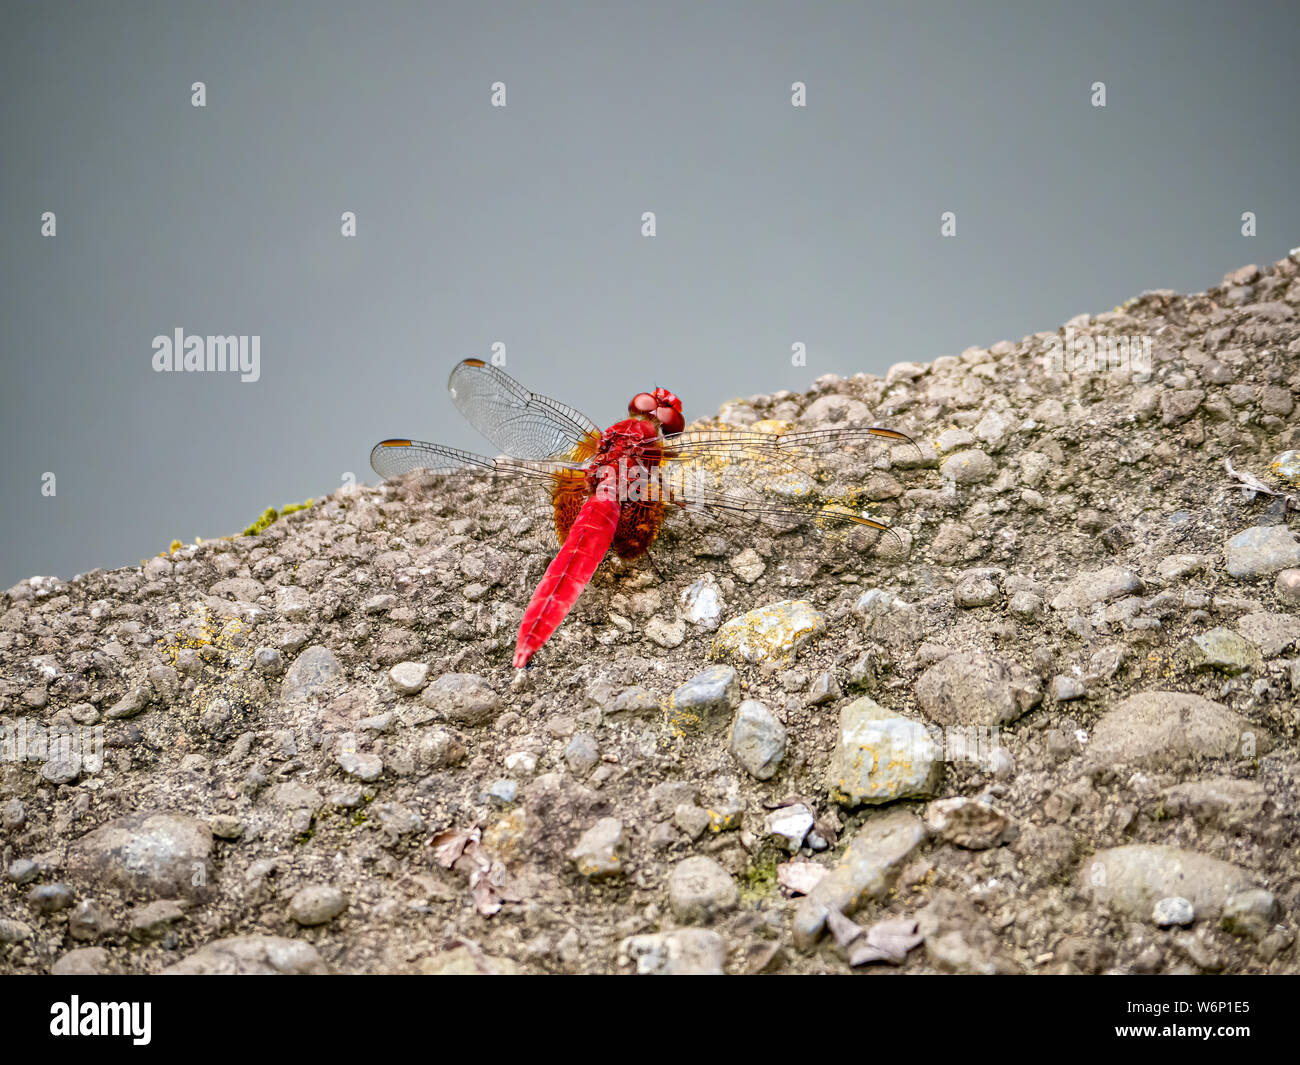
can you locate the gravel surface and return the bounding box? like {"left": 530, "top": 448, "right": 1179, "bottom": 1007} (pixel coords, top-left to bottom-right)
{"left": 2, "top": 253, "right": 1300, "bottom": 974}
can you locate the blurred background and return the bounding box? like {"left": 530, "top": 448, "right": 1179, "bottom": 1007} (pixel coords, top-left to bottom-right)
{"left": 2, "top": 0, "right": 1298, "bottom": 585}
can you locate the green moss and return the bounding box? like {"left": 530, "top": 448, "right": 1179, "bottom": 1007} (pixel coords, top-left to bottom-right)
{"left": 242, "top": 498, "right": 315, "bottom": 537}
{"left": 740, "top": 852, "right": 780, "bottom": 904}
{"left": 242, "top": 507, "right": 278, "bottom": 536}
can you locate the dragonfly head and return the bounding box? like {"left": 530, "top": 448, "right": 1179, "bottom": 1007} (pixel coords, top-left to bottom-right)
{"left": 629, "top": 388, "right": 685, "bottom": 435}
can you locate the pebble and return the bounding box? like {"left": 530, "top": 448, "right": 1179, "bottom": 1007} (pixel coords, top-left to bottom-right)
{"left": 667, "top": 856, "right": 739, "bottom": 924}
{"left": 569, "top": 818, "right": 626, "bottom": 879}
{"left": 1234, "top": 611, "right": 1300, "bottom": 657}
{"left": 673, "top": 804, "right": 711, "bottom": 840}
{"left": 954, "top": 572, "right": 1000, "bottom": 608}
{"left": 273, "top": 586, "right": 311, "bottom": 618}
{"left": 1081, "top": 845, "right": 1257, "bottom": 920}
{"left": 1187, "top": 627, "right": 1262, "bottom": 673}
{"left": 289, "top": 884, "right": 347, "bottom": 926}
{"left": 623, "top": 929, "right": 726, "bottom": 975}
{"left": 336, "top": 751, "right": 384, "bottom": 781}
{"left": 1050, "top": 675, "right": 1086, "bottom": 701}
{"left": 1158, "top": 778, "right": 1267, "bottom": 826}
{"left": 914, "top": 652, "right": 1042, "bottom": 726}
{"left": 827, "top": 696, "right": 942, "bottom": 806}
{"left": 41, "top": 748, "right": 82, "bottom": 785}
{"left": 728, "top": 700, "right": 787, "bottom": 780}
{"left": 281, "top": 645, "right": 343, "bottom": 702}
{"left": 936, "top": 428, "right": 975, "bottom": 453}
{"left": 27, "top": 882, "right": 75, "bottom": 913}
{"left": 1221, "top": 889, "right": 1278, "bottom": 940}
{"left": 374, "top": 801, "right": 423, "bottom": 835}
{"left": 483, "top": 779, "right": 516, "bottom": 806}
{"left": 608, "top": 686, "right": 660, "bottom": 723}
{"left": 680, "top": 574, "right": 724, "bottom": 629}
{"left": 417, "top": 727, "right": 466, "bottom": 769}
{"left": 127, "top": 899, "right": 186, "bottom": 940}
{"left": 728, "top": 548, "right": 765, "bottom": 584}
{"left": 253, "top": 647, "right": 284, "bottom": 674}
{"left": 1272, "top": 451, "right": 1300, "bottom": 482}
{"left": 1158, "top": 554, "right": 1212, "bottom": 580}
{"left": 1225, "top": 526, "right": 1300, "bottom": 578}
{"left": 710, "top": 600, "right": 827, "bottom": 664}
{"left": 1275, "top": 569, "right": 1300, "bottom": 605}
{"left": 1087, "top": 691, "right": 1273, "bottom": 767}
{"left": 209, "top": 815, "right": 243, "bottom": 840}
{"left": 764, "top": 804, "right": 815, "bottom": 852}
{"left": 51, "top": 947, "right": 111, "bottom": 975}
{"left": 505, "top": 751, "right": 538, "bottom": 776}
{"left": 69, "top": 899, "right": 112, "bottom": 941}
{"left": 0, "top": 918, "right": 33, "bottom": 944}
{"left": 564, "top": 733, "right": 600, "bottom": 776}
{"left": 420, "top": 672, "right": 501, "bottom": 726}
{"left": 644, "top": 615, "right": 686, "bottom": 649}
{"left": 212, "top": 577, "right": 266, "bottom": 603}
{"left": 105, "top": 685, "right": 151, "bottom": 720}
{"left": 67, "top": 810, "right": 214, "bottom": 900}
{"left": 974, "top": 410, "right": 1010, "bottom": 450}
{"left": 1050, "top": 566, "right": 1142, "bottom": 612}
{"left": 8, "top": 858, "right": 40, "bottom": 885}
{"left": 1, "top": 798, "right": 24, "bottom": 830}
{"left": 388, "top": 661, "right": 431, "bottom": 694}
{"left": 939, "top": 449, "right": 994, "bottom": 484}
{"left": 665, "top": 665, "right": 740, "bottom": 732}
{"left": 163, "top": 935, "right": 328, "bottom": 974}
{"left": 923, "top": 796, "right": 1012, "bottom": 849}
{"left": 1153, "top": 896, "right": 1195, "bottom": 927}
{"left": 915, "top": 890, "right": 1021, "bottom": 974}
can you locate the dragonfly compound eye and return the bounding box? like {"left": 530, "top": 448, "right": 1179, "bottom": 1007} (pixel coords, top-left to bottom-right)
{"left": 656, "top": 406, "right": 685, "bottom": 435}
{"left": 629, "top": 392, "right": 659, "bottom": 417}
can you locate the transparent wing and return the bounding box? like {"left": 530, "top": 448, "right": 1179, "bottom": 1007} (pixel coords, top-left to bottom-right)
{"left": 370, "top": 438, "right": 574, "bottom": 485}
{"left": 657, "top": 424, "right": 917, "bottom": 542}
{"left": 447, "top": 358, "right": 601, "bottom": 460}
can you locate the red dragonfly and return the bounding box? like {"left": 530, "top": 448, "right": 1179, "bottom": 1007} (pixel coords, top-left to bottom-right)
{"left": 372, "top": 359, "right": 913, "bottom": 668}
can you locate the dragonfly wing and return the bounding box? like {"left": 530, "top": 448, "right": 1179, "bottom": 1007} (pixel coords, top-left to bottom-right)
{"left": 657, "top": 424, "right": 913, "bottom": 542}
{"left": 666, "top": 425, "right": 916, "bottom": 462}
{"left": 447, "top": 359, "right": 601, "bottom": 460}
{"left": 370, "top": 438, "right": 571, "bottom": 485}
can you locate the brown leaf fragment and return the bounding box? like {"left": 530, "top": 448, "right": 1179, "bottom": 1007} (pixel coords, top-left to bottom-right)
{"left": 826, "top": 908, "right": 864, "bottom": 948}
{"left": 430, "top": 826, "right": 478, "bottom": 868}
{"left": 849, "top": 917, "right": 923, "bottom": 966}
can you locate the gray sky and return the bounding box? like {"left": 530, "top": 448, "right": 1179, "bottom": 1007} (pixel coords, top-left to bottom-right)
{"left": 3, "top": 1, "right": 1298, "bottom": 585}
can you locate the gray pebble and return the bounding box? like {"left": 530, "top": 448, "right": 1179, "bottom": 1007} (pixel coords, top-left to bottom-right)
{"left": 289, "top": 884, "right": 347, "bottom": 926}
{"left": 728, "top": 700, "right": 787, "bottom": 780}
{"left": 668, "top": 856, "right": 739, "bottom": 924}
{"left": 1153, "top": 896, "right": 1195, "bottom": 927}
{"left": 564, "top": 733, "right": 600, "bottom": 776}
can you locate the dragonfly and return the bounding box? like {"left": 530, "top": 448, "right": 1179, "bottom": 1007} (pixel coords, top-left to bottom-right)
{"left": 372, "top": 359, "right": 915, "bottom": 668}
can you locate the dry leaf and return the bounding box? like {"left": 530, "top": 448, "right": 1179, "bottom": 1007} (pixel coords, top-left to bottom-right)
{"left": 430, "top": 826, "right": 479, "bottom": 868}
{"left": 849, "top": 917, "right": 923, "bottom": 966}
{"left": 826, "top": 908, "right": 864, "bottom": 948}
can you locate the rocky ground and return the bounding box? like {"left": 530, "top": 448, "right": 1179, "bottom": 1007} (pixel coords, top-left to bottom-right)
{"left": 4, "top": 254, "right": 1300, "bottom": 975}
